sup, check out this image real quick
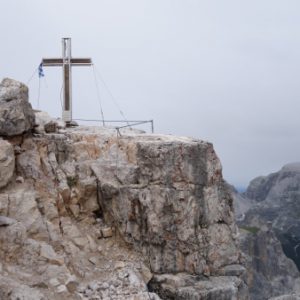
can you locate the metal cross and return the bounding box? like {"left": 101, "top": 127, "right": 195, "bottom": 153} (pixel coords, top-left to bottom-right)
{"left": 41, "top": 38, "right": 92, "bottom": 123}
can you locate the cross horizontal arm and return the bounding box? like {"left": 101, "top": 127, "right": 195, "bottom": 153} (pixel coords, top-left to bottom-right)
{"left": 42, "top": 58, "right": 64, "bottom": 66}
{"left": 42, "top": 58, "right": 92, "bottom": 66}
{"left": 71, "top": 58, "right": 92, "bottom": 65}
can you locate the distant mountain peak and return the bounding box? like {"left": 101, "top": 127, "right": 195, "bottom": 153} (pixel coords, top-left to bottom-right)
{"left": 281, "top": 162, "right": 300, "bottom": 172}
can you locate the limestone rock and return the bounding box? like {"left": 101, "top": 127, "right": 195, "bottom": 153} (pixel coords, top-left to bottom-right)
{"left": 236, "top": 162, "right": 300, "bottom": 299}
{"left": 49, "top": 278, "right": 60, "bottom": 287}
{"left": 0, "top": 115, "right": 247, "bottom": 299}
{"left": 57, "top": 284, "right": 68, "bottom": 293}
{"left": 15, "top": 176, "right": 24, "bottom": 184}
{"left": 34, "top": 110, "right": 65, "bottom": 134}
{"left": 69, "top": 204, "right": 80, "bottom": 217}
{"left": 40, "top": 243, "right": 65, "bottom": 266}
{"left": 227, "top": 183, "right": 254, "bottom": 221}
{"left": 5, "top": 284, "right": 45, "bottom": 300}
{"left": 0, "top": 78, "right": 35, "bottom": 136}
{"left": 91, "top": 134, "right": 239, "bottom": 275}
{"left": 16, "top": 138, "right": 42, "bottom": 179}
{"left": 0, "top": 78, "right": 28, "bottom": 101}
{"left": 0, "top": 193, "right": 9, "bottom": 215}
{"left": 44, "top": 121, "right": 58, "bottom": 133}
{"left": 65, "top": 275, "right": 79, "bottom": 293}
{"left": 34, "top": 111, "right": 66, "bottom": 134}
{"left": 8, "top": 189, "right": 43, "bottom": 233}
{"left": 101, "top": 227, "right": 113, "bottom": 238}
{"left": 216, "top": 264, "right": 246, "bottom": 277}
{"left": 239, "top": 222, "right": 300, "bottom": 300}
{"left": 149, "top": 273, "right": 248, "bottom": 300}
{"left": 34, "top": 110, "right": 52, "bottom": 134}
{"left": 270, "top": 295, "right": 300, "bottom": 300}
{"left": 0, "top": 216, "right": 16, "bottom": 226}
{"left": 77, "top": 269, "right": 161, "bottom": 300}
{"left": 242, "top": 162, "right": 300, "bottom": 269}
{"left": 140, "top": 264, "right": 153, "bottom": 284}
{"left": 0, "top": 139, "right": 15, "bottom": 188}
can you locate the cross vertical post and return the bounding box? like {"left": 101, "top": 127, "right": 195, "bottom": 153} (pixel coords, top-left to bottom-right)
{"left": 62, "top": 38, "right": 72, "bottom": 122}
{"left": 41, "top": 38, "right": 92, "bottom": 123}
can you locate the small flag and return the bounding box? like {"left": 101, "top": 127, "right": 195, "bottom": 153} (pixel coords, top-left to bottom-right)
{"left": 38, "top": 63, "right": 45, "bottom": 78}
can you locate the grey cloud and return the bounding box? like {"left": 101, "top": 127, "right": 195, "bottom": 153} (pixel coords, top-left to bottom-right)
{"left": 1, "top": 0, "right": 300, "bottom": 187}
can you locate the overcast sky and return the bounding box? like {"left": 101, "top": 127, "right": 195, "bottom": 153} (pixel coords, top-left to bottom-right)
{"left": 1, "top": 0, "right": 300, "bottom": 188}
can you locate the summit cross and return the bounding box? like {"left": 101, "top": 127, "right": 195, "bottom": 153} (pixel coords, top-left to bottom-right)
{"left": 41, "top": 38, "right": 92, "bottom": 123}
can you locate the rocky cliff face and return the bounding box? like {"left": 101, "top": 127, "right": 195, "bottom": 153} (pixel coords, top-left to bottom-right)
{"left": 236, "top": 163, "right": 300, "bottom": 299}
{"left": 0, "top": 78, "right": 35, "bottom": 136}
{"left": 239, "top": 225, "right": 300, "bottom": 300}
{"left": 0, "top": 78, "right": 248, "bottom": 299}
{"left": 91, "top": 133, "right": 239, "bottom": 276}
{"left": 243, "top": 163, "right": 300, "bottom": 270}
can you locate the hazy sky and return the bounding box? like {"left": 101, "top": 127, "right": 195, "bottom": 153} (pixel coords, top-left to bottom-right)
{"left": 1, "top": 0, "right": 300, "bottom": 187}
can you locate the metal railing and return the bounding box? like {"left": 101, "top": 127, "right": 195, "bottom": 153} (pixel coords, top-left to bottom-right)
{"left": 73, "top": 119, "right": 154, "bottom": 133}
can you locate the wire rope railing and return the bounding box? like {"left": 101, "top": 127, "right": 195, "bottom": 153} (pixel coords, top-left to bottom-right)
{"left": 73, "top": 119, "right": 154, "bottom": 133}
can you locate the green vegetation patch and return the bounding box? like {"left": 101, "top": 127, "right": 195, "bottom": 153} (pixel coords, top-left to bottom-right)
{"left": 240, "top": 226, "right": 260, "bottom": 234}
{"left": 67, "top": 176, "right": 78, "bottom": 188}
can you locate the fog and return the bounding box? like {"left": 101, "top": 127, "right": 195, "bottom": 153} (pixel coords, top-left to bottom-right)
{"left": 1, "top": 0, "right": 300, "bottom": 187}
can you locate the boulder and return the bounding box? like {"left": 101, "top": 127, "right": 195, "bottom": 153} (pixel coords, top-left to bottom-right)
{"left": 149, "top": 273, "right": 248, "bottom": 300}
{"left": 0, "top": 139, "right": 15, "bottom": 188}
{"left": 34, "top": 110, "right": 65, "bottom": 134}
{"left": 34, "top": 111, "right": 52, "bottom": 134}
{"left": 0, "top": 78, "right": 35, "bottom": 136}
{"left": 44, "top": 121, "right": 57, "bottom": 133}
{"left": 0, "top": 78, "right": 28, "bottom": 102}
{"left": 40, "top": 243, "right": 65, "bottom": 266}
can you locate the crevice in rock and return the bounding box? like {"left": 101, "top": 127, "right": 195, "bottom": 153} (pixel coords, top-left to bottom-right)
{"left": 95, "top": 177, "right": 104, "bottom": 218}
{"left": 58, "top": 219, "right": 64, "bottom": 236}
{"left": 34, "top": 196, "right": 52, "bottom": 243}
{"left": 7, "top": 194, "right": 11, "bottom": 217}
{"left": 93, "top": 208, "right": 103, "bottom": 220}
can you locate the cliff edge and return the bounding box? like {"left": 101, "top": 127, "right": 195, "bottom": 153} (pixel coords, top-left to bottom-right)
{"left": 0, "top": 78, "right": 248, "bottom": 300}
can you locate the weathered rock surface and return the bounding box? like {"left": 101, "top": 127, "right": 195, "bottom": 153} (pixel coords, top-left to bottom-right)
{"left": 234, "top": 162, "right": 300, "bottom": 299}
{"left": 270, "top": 295, "right": 300, "bottom": 300}
{"left": 0, "top": 139, "right": 15, "bottom": 188}
{"left": 239, "top": 224, "right": 300, "bottom": 300}
{"left": 149, "top": 273, "right": 248, "bottom": 299}
{"left": 242, "top": 163, "right": 300, "bottom": 270}
{"left": 0, "top": 77, "right": 248, "bottom": 300}
{"left": 0, "top": 124, "right": 247, "bottom": 299}
{"left": 227, "top": 183, "right": 254, "bottom": 222}
{"left": 34, "top": 110, "right": 65, "bottom": 134}
{"left": 0, "top": 216, "right": 16, "bottom": 226}
{"left": 90, "top": 133, "right": 240, "bottom": 276}
{"left": 0, "top": 78, "right": 35, "bottom": 136}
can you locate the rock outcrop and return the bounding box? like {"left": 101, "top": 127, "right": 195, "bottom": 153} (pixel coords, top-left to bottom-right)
{"left": 149, "top": 272, "right": 248, "bottom": 299}
{"left": 0, "top": 78, "right": 35, "bottom": 136}
{"left": 227, "top": 183, "right": 254, "bottom": 222}
{"left": 239, "top": 224, "right": 300, "bottom": 300}
{"left": 270, "top": 295, "right": 300, "bottom": 300}
{"left": 242, "top": 163, "right": 300, "bottom": 270}
{"left": 0, "top": 139, "right": 15, "bottom": 188}
{"left": 0, "top": 79, "right": 248, "bottom": 299}
{"left": 235, "top": 163, "right": 300, "bottom": 299}
{"left": 91, "top": 134, "right": 240, "bottom": 276}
